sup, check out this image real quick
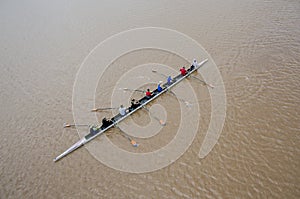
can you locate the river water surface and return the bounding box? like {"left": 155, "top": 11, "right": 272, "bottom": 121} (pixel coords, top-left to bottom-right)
{"left": 0, "top": 0, "right": 299, "bottom": 198}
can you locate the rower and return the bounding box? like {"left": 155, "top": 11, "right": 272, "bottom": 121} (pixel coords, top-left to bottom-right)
{"left": 180, "top": 66, "right": 187, "bottom": 76}
{"left": 145, "top": 88, "right": 152, "bottom": 99}
{"left": 190, "top": 58, "right": 198, "bottom": 70}
{"left": 129, "top": 99, "right": 140, "bottom": 111}
{"left": 101, "top": 117, "right": 113, "bottom": 130}
{"left": 90, "top": 125, "right": 101, "bottom": 135}
{"left": 119, "top": 104, "right": 127, "bottom": 116}
{"left": 167, "top": 76, "right": 172, "bottom": 85}
{"left": 157, "top": 81, "right": 163, "bottom": 92}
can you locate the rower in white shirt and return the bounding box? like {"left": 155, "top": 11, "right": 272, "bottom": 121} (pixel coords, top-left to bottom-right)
{"left": 119, "top": 104, "right": 127, "bottom": 116}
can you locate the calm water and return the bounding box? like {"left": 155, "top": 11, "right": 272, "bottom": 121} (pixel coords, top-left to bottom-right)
{"left": 0, "top": 0, "right": 299, "bottom": 198}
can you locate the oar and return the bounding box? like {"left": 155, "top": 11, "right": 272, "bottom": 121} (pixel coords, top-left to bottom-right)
{"left": 142, "top": 106, "right": 166, "bottom": 126}
{"left": 152, "top": 69, "right": 168, "bottom": 78}
{"left": 115, "top": 125, "right": 138, "bottom": 147}
{"left": 63, "top": 123, "right": 90, "bottom": 128}
{"left": 122, "top": 88, "right": 145, "bottom": 93}
{"left": 152, "top": 70, "right": 191, "bottom": 106}
{"left": 91, "top": 107, "right": 118, "bottom": 112}
{"left": 168, "top": 90, "right": 191, "bottom": 106}
{"left": 191, "top": 76, "right": 214, "bottom": 88}
{"left": 152, "top": 69, "right": 214, "bottom": 89}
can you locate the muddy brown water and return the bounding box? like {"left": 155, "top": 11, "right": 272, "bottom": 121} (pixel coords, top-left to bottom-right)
{"left": 0, "top": 0, "right": 299, "bottom": 198}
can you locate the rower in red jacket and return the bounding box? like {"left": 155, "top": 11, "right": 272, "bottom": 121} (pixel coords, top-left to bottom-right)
{"left": 145, "top": 88, "right": 152, "bottom": 99}
{"left": 180, "top": 66, "right": 187, "bottom": 76}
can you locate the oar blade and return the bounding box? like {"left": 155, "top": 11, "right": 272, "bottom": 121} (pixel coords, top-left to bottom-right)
{"left": 131, "top": 140, "right": 139, "bottom": 147}
{"left": 63, "top": 123, "right": 71, "bottom": 128}
{"left": 159, "top": 120, "right": 166, "bottom": 126}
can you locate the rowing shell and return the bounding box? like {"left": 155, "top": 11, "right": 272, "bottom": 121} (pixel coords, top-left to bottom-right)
{"left": 53, "top": 58, "right": 208, "bottom": 162}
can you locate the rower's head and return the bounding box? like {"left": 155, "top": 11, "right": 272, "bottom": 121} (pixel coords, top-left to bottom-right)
{"left": 183, "top": 66, "right": 185, "bottom": 69}
{"left": 131, "top": 99, "right": 135, "bottom": 102}
{"left": 193, "top": 59, "right": 197, "bottom": 62}
{"left": 120, "top": 104, "right": 123, "bottom": 108}
{"left": 147, "top": 89, "right": 150, "bottom": 92}
{"left": 158, "top": 81, "right": 162, "bottom": 85}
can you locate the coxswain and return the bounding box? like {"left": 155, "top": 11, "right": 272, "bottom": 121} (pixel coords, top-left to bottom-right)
{"left": 145, "top": 88, "right": 152, "bottom": 98}
{"left": 180, "top": 66, "right": 187, "bottom": 76}
{"left": 157, "top": 81, "right": 163, "bottom": 92}
{"left": 119, "top": 104, "right": 127, "bottom": 116}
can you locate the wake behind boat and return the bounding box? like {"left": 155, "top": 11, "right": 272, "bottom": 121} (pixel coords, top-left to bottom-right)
{"left": 54, "top": 58, "right": 208, "bottom": 162}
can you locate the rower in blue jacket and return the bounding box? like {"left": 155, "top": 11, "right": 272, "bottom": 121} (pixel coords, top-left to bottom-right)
{"left": 167, "top": 76, "right": 172, "bottom": 85}
{"left": 157, "top": 81, "right": 163, "bottom": 92}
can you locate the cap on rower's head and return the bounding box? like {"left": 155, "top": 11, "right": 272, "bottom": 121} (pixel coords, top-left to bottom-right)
{"left": 159, "top": 81, "right": 163, "bottom": 84}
